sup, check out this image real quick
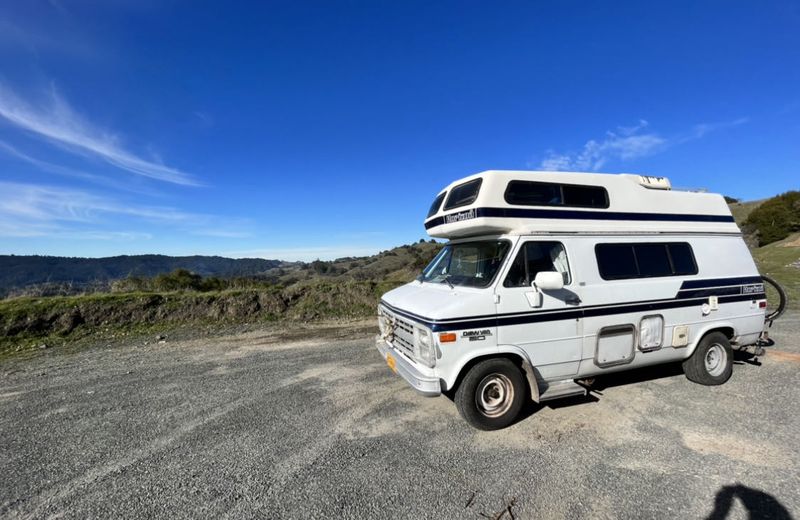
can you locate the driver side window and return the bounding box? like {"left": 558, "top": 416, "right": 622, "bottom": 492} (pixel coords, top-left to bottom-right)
{"left": 503, "top": 241, "right": 571, "bottom": 288}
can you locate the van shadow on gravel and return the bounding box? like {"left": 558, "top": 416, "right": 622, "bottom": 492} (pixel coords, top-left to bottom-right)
{"left": 511, "top": 360, "right": 720, "bottom": 427}
{"left": 510, "top": 347, "right": 776, "bottom": 429}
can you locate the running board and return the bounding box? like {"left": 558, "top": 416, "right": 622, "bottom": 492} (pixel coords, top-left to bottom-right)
{"left": 536, "top": 380, "right": 587, "bottom": 403}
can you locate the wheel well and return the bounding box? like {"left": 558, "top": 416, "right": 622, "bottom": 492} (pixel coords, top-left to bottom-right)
{"left": 704, "top": 326, "right": 735, "bottom": 341}
{"left": 447, "top": 353, "right": 529, "bottom": 397}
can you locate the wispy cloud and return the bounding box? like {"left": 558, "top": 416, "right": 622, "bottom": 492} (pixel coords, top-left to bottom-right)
{"left": 0, "top": 182, "right": 245, "bottom": 239}
{"left": 0, "top": 83, "right": 198, "bottom": 185}
{"left": 538, "top": 118, "right": 748, "bottom": 172}
{"left": 192, "top": 111, "right": 214, "bottom": 128}
{"left": 0, "top": 139, "right": 105, "bottom": 184}
{"left": 0, "top": 139, "right": 166, "bottom": 196}
{"left": 0, "top": 18, "right": 97, "bottom": 59}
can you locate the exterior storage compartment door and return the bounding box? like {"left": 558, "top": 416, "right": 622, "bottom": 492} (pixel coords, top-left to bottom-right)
{"left": 595, "top": 324, "right": 636, "bottom": 368}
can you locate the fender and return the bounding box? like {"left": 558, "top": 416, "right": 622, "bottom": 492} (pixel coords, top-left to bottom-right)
{"left": 444, "top": 344, "right": 541, "bottom": 403}
{"left": 499, "top": 344, "right": 541, "bottom": 403}
{"left": 685, "top": 321, "right": 737, "bottom": 357}
{"left": 442, "top": 344, "right": 500, "bottom": 390}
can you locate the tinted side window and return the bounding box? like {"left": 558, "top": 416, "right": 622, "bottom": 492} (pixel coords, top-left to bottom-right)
{"left": 635, "top": 244, "right": 672, "bottom": 277}
{"left": 427, "top": 192, "right": 446, "bottom": 218}
{"left": 505, "top": 181, "right": 608, "bottom": 208}
{"left": 504, "top": 241, "right": 571, "bottom": 288}
{"left": 444, "top": 178, "right": 482, "bottom": 210}
{"left": 563, "top": 184, "right": 609, "bottom": 208}
{"left": 596, "top": 244, "right": 638, "bottom": 280}
{"left": 596, "top": 242, "right": 698, "bottom": 280}
{"left": 504, "top": 182, "right": 562, "bottom": 206}
{"left": 667, "top": 243, "right": 698, "bottom": 275}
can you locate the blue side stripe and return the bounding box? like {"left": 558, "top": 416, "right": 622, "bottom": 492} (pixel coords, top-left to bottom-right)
{"left": 678, "top": 276, "right": 763, "bottom": 290}
{"left": 424, "top": 206, "right": 735, "bottom": 229}
{"left": 381, "top": 278, "right": 765, "bottom": 332}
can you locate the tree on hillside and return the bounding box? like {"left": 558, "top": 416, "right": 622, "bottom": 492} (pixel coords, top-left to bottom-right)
{"left": 744, "top": 191, "right": 800, "bottom": 246}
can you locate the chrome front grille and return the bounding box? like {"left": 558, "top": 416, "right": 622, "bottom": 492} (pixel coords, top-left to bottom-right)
{"left": 379, "top": 305, "right": 416, "bottom": 360}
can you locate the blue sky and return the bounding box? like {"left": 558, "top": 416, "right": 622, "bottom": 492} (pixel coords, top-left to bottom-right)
{"left": 0, "top": 1, "right": 798, "bottom": 260}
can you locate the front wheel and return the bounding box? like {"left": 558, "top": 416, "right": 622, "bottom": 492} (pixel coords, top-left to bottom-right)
{"left": 454, "top": 358, "right": 526, "bottom": 430}
{"left": 682, "top": 332, "right": 733, "bottom": 385}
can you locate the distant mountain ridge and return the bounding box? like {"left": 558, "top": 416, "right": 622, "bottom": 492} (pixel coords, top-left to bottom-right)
{"left": 0, "top": 255, "right": 288, "bottom": 296}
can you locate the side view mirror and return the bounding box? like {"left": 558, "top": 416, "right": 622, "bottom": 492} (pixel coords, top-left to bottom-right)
{"left": 532, "top": 271, "right": 564, "bottom": 291}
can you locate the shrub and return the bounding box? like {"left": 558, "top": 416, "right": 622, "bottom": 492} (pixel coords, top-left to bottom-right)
{"left": 744, "top": 191, "right": 800, "bottom": 246}
{"left": 153, "top": 269, "right": 203, "bottom": 291}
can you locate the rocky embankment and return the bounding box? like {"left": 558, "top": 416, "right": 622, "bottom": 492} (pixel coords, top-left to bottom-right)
{"left": 1, "top": 280, "right": 392, "bottom": 340}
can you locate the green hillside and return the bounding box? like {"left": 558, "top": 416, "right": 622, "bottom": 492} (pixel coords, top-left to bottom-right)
{"left": 728, "top": 199, "right": 764, "bottom": 228}
{"left": 0, "top": 255, "right": 290, "bottom": 298}
{"left": 0, "top": 241, "right": 443, "bottom": 357}
{"left": 730, "top": 199, "right": 799, "bottom": 311}
{"left": 749, "top": 233, "right": 800, "bottom": 311}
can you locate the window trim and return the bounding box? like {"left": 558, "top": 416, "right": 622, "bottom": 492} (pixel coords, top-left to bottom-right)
{"left": 594, "top": 242, "right": 698, "bottom": 281}
{"left": 443, "top": 178, "right": 483, "bottom": 211}
{"left": 502, "top": 240, "right": 572, "bottom": 288}
{"left": 504, "top": 180, "right": 610, "bottom": 209}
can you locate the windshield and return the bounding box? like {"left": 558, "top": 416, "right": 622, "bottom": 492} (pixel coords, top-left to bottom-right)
{"left": 420, "top": 240, "right": 510, "bottom": 288}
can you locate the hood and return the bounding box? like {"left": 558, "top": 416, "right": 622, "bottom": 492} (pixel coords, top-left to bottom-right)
{"left": 380, "top": 281, "right": 495, "bottom": 322}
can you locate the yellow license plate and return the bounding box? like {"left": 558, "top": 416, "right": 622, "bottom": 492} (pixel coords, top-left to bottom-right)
{"left": 385, "top": 352, "right": 397, "bottom": 373}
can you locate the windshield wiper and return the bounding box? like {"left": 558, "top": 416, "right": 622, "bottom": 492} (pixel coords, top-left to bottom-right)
{"left": 415, "top": 273, "right": 424, "bottom": 284}
{"left": 443, "top": 275, "right": 454, "bottom": 289}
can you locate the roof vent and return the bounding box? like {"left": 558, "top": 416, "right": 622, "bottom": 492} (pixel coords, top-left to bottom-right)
{"left": 632, "top": 175, "right": 672, "bottom": 190}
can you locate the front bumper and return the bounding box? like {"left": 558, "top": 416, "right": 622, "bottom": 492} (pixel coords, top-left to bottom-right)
{"left": 375, "top": 335, "right": 441, "bottom": 397}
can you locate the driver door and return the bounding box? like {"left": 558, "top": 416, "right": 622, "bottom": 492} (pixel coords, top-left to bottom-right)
{"left": 494, "top": 240, "right": 583, "bottom": 379}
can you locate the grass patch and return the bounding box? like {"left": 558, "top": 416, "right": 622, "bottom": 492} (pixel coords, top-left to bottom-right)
{"left": 751, "top": 232, "right": 800, "bottom": 311}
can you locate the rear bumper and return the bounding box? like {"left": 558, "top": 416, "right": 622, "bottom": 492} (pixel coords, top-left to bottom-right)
{"left": 375, "top": 336, "right": 441, "bottom": 397}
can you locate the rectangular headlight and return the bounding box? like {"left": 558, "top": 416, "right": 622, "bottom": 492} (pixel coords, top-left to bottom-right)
{"left": 415, "top": 327, "right": 435, "bottom": 368}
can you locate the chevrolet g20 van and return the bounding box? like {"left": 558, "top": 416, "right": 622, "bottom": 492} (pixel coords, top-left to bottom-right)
{"left": 376, "top": 171, "right": 772, "bottom": 430}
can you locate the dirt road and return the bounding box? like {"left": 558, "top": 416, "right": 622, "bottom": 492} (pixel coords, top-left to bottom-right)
{"left": 2, "top": 317, "right": 799, "bottom": 519}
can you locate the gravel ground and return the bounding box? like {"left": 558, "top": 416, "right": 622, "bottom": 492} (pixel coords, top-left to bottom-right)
{"left": 1, "top": 315, "right": 799, "bottom": 519}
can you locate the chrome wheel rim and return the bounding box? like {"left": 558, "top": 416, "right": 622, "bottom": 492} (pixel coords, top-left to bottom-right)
{"left": 476, "top": 374, "right": 514, "bottom": 418}
{"left": 705, "top": 343, "right": 727, "bottom": 377}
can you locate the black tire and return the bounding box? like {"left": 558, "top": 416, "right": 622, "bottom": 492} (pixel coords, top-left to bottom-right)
{"left": 453, "top": 358, "right": 526, "bottom": 430}
{"left": 682, "top": 332, "right": 733, "bottom": 385}
{"left": 762, "top": 275, "right": 787, "bottom": 321}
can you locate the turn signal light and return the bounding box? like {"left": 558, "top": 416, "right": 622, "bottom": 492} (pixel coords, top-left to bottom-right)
{"left": 759, "top": 301, "right": 767, "bottom": 308}
{"left": 439, "top": 333, "right": 457, "bottom": 343}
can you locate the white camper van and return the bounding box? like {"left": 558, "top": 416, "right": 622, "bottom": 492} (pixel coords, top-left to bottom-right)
{"left": 376, "top": 170, "right": 775, "bottom": 430}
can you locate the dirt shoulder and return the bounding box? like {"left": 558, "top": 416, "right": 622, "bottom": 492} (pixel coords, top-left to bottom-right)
{"left": 1, "top": 316, "right": 377, "bottom": 363}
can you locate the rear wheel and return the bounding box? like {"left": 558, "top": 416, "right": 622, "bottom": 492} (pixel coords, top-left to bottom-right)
{"left": 454, "top": 358, "right": 525, "bottom": 430}
{"left": 682, "top": 332, "right": 733, "bottom": 385}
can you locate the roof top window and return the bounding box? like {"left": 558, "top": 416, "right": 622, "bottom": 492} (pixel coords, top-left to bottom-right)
{"left": 443, "top": 178, "right": 482, "bottom": 211}
{"left": 427, "top": 192, "right": 446, "bottom": 218}
{"left": 505, "top": 181, "right": 609, "bottom": 209}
